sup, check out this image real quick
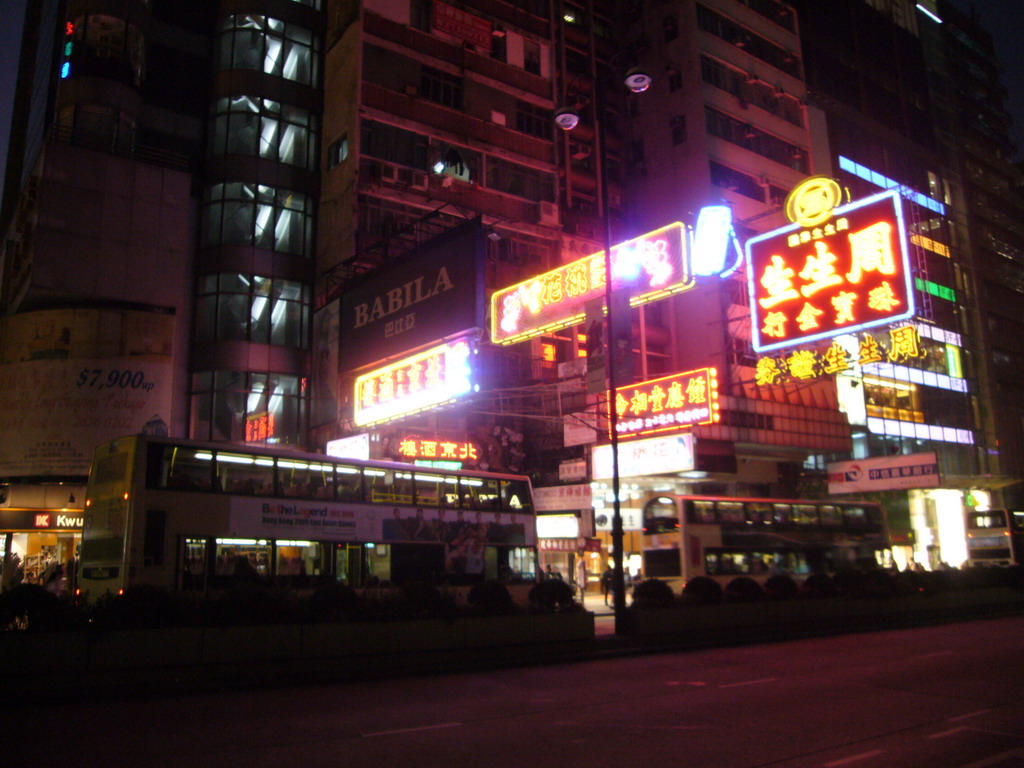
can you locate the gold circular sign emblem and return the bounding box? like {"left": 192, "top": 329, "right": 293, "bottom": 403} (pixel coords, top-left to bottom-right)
{"left": 785, "top": 176, "right": 843, "bottom": 228}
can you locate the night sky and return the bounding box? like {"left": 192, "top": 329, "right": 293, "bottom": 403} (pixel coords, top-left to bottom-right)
{"left": 0, "top": 1, "right": 1021, "bottom": 198}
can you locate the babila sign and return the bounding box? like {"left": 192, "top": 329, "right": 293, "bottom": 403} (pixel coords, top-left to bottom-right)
{"left": 745, "top": 180, "right": 915, "bottom": 353}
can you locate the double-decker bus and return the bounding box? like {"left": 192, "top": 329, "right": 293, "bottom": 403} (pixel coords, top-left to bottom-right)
{"left": 641, "top": 494, "right": 889, "bottom": 589}
{"left": 964, "top": 509, "right": 1024, "bottom": 566}
{"left": 80, "top": 435, "right": 537, "bottom": 597}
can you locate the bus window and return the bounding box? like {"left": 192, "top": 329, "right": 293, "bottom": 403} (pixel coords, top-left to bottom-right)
{"left": 215, "top": 451, "right": 274, "bottom": 495}
{"left": 214, "top": 538, "right": 270, "bottom": 581}
{"left": 843, "top": 505, "right": 869, "bottom": 529}
{"left": 1012, "top": 511, "right": 1024, "bottom": 532}
{"left": 334, "top": 464, "right": 362, "bottom": 501}
{"left": 820, "top": 505, "right": 842, "bottom": 528}
{"left": 275, "top": 540, "right": 322, "bottom": 585}
{"left": 643, "top": 497, "right": 679, "bottom": 534}
{"left": 364, "top": 468, "right": 414, "bottom": 504}
{"left": 413, "top": 472, "right": 459, "bottom": 507}
{"left": 182, "top": 537, "right": 207, "bottom": 590}
{"left": 771, "top": 503, "right": 792, "bottom": 526}
{"left": 792, "top": 504, "right": 819, "bottom": 526}
{"left": 717, "top": 501, "right": 745, "bottom": 525}
{"left": 644, "top": 547, "right": 682, "bottom": 577}
{"left": 154, "top": 445, "right": 214, "bottom": 491}
{"left": 967, "top": 511, "right": 1007, "bottom": 529}
{"left": 277, "top": 459, "right": 333, "bottom": 498}
{"left": 746, "top": 502, "right": 773, "bottom": 525}
{"left": 688, "top": 500, "right": 716, "bottom": 524}
{"left": 461, "top": 477, "right": 500, "bottom": 511}
{"left": 500, "top": 478, "right": 533, "bottom": 513}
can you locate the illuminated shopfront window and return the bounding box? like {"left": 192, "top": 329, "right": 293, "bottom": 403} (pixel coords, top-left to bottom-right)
{"left": 201, "top": 183, "right": 313, "bottom": 256}
{"left": 190, "top": 370, "right": 307, "bottom": 446}
{"left": 217, "top": 15, "right": 319, "bottom": 87}
{"left": 195, "top": 273, "right": 310, "bottom": 348}
{"left": 209, "top": 96, "right": 317, "bottom": 169}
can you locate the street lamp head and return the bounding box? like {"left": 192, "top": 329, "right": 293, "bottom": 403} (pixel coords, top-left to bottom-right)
{"left": 623, "top": 67, "right": 652, "bottom": 93}
{"left": 554, "top": 106, "right": 581, "bottom": 131}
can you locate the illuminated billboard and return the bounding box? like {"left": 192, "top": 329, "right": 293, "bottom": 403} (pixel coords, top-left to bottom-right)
{"left": 491, "top": 222, "right": 692, "bottom": 345}
{"left": 612, "top": 367, "right": 719, "bottom": 440}
{"left": 353, "top": 339, "right": 474, "bottom": 427}
{"left": 745, "top": 189, "right": 915, "bottom": 353}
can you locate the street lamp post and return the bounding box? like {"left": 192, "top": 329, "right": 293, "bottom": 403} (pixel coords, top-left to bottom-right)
{"left": 557, "top": 61, "right": 650, "bottom": 635}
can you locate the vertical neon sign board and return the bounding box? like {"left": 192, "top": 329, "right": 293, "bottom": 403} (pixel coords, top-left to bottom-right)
{"left": 354, "top": 340, "right": 473, "bottom": 427}
{"left": 745, "top": 190, "right": 915, "bottom": 353}
{"left": 490, "top": 222, "right": 692, "bottom": 345}
{"left": 611, "top": 367, "right": 719, "bottom": 440}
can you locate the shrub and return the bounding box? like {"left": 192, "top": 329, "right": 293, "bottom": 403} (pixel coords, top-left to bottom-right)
{"left": 632, "top": 578, "right": 675, "bottom": 609}
{"left": 212, "top": 582, "right": 293, "bottom": 625}
{"left": 398, "top": 581, "right": 452, "bottom": 618}
{"left": 724, "top": 576, "right": 764, "bottom": 603}
{"left": 92, "top": 584, "right": 181, "bottom": 630}
{"left": 306, "top": 582, "right": 360, "bottom": 621}
{"left": 801, "top": 572, "right": 835, "bottom": 598}
{"left": 832, "top": 568, "right": 870, "bottom": 598}
{"left": 0, "top": 584, "right": 63, "bottom": 630}
{"left": 681, "top": 576, "right": 723, "bottom": 605}
{"left": 764, "top": 574, "right": 799, "bottom": 601}
{"left": 468, "top": 580, "right": 514, "bottom": 615}
{"left": 528, "top": 578, "right": 577, "bottom": 612}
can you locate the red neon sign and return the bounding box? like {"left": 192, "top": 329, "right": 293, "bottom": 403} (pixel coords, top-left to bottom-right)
{"left": 397, "top": 437, "right": 479, "bottom": 461}
{"left": 245, "top": 412, "right": 276, "bottom": 442}
{"left": 745, "top": 191, "right": 915, "bottom": 353}
{"left": 491, "top": 222, "right": 692, "bottom": 345}
{"left": 610, "top": 367, "right": 719, "bottom": 440}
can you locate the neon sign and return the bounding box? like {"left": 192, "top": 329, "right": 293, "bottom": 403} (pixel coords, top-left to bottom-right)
{"left": 754, "top": 326, "right": 926, "bottom": 386}
{"left": 611, "top": 367, "right": 719, "bottom": 440}
{"left": 491, "top": 222, "right": 692, "bottom": 345}
{"left": 354, "top": 340, "right": 473, "bottom": 427}
{"left": 746, "top": 189, "right": 915, "bottom": 353}
{"left": 397, "top": 437, "right": 479, "bottom": 462}
{"left": 245, "top": 412, "right": 276, "bottom": 442}
{"left": 60, "top": 22, "right": 74, "bottom": 79}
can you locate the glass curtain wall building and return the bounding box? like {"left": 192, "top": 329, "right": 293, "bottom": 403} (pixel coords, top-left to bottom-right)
{"left": 191, "top": 2, "right": 324, "bottom": 447}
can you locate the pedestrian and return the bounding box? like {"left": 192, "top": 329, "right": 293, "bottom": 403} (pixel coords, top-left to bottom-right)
{"left": 600, "top": 567, "right": 614, "bottom": 606}
{"left": 575, "top": 557, "right": 587, "bottom": 601}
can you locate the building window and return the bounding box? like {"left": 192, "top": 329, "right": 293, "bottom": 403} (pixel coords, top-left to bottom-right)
{"left": 69, "top": 14, "right": 145, "bottom": 87}
{"left": 190, "top": 370, "right": 307, "bottom": 447}
{"left": 668, "top": 68, "right": 683, "bottom": 92}
{"left": 420, "top": 65, "right": 463, "bottom": 109}
{"left": 515, "top": 101, "right": 552, "bottom": 140}
{"left": 201, "top": 183, "right": 314, "bottom": 256}
{"left": 485, "top": 156, "right": 556, "bottom": 202}
{"left": 217, "top": 15, "right": 319, "bottom": 86}
{"left": 709, "top": 160, "right": 765, "bottom": 202}
{"left": 670, "top": 115, "right": 687, "bottom": 146}
{"left": 523, "top": 39, "right": 541, "bottom": 76}
{"left": 361, "top": 119, "right": 429, "bottom": 169}
{"left": 327, "top": 133, "right": 348, "bottom": 170}
{"left": 705, "top": 107, "right": 808, "bottom": 172}
{"left": 663, "top": 14, "right": 679, "bottom": 42}
{"left": 195, "top": 273, "right": 310, "bottom": 348}
{"left": 696, "top": 5, "right": 799, "bottom": 79}
{"left": 209, "top": 96, "right": 317, "bottom": 169}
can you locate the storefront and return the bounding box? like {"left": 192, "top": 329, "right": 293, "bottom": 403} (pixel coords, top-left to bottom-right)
{"left": 0, "top": 485, "right": 85, "bottom": 593}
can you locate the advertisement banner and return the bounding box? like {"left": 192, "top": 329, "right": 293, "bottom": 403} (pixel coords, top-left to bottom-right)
{"left": 534, "top": 484, "right": 593, "bottom": 511}
{"left": 592, "top": 433, "right": 694, "bottom": 479}
{"left": 827, "top": 452, "right": 940, "bottom": 494}
{"left": 340, "top": 219, "right": 484, "bottom": 371}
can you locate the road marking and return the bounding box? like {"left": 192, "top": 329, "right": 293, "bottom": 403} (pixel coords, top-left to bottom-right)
{"left": 363, "top": 722, "right": 462, "bottom": 738}
{"left": 823, "top": 749, "right": 884, "bottom": 766}
{"left": 948, "top": 709, "right": 990, "bottom": 722}
{"left": 719, "top": 677, "right": 776, "bottom": 688}
{"left": 928, "top": 727, "right": 967, "bottom": 739}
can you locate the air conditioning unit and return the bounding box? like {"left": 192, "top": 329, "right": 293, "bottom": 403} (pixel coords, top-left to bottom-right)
{"left": 410, "top": 172, "right": 428, "bottom": 190}
{"left": 380, "top": 164, "right": 399, "bottom": 184}
{"left": 537, "top": 201, "right": 560, "bottom": 227}
{"left": 404, "top": 83, "right": 418, "bottom": 97}
{"left": 570, "top": 143, "right": 592, "bottom": 160}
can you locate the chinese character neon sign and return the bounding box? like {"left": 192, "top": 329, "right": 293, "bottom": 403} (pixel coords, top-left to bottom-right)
{"left": 746, "top": 189, "right": 914, "bottom": 353}
{"left": 610, "top": 367, "right": 719, "bottom": 440}
{"left": 754, "top": 326, "right": 926, "bottom": 386}
{"left": 397, "top": 437, "right": 479, "bottom": 462}
{"left": 491, "top": 222, "right": 692, "bottom": 345}
{"left": 245, "top": 412, "right": 276, "bottom": 442}
{"left": 354, "top": 340, "right": 473, "bottom": 427}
